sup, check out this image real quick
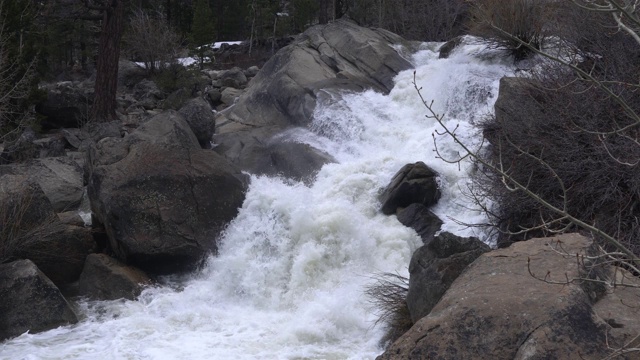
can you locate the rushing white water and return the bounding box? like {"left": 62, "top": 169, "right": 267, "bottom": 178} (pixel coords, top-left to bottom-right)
{"left": 0, "top": 39, "right": 514, "bottom": 360}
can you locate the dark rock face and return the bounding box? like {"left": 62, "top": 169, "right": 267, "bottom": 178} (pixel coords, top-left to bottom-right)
{"left": 438, "top": 36, "right": 464, "bottom": 59}
{"left": 118, "top": 59, "right": 148, "bottom": 89}
{"left": 0, "top": 174, "right": 95, "bottom": 285}
{"left": 406, "top": 232, "right": 490, "bottom": 323}
{"left": 24, "top": 225, "right": 96, "bottom": 286}
{"left": 85, "top": 121, "right": 123, "bottom": 144}
{"left": 0, "top": 128, "right": 38, "bottom": 164}
{"left": 78, "top": 254, "right": 150, "bottom": 301}
{"left": 88, "top": 111, "right": 248, "bottom": 274}
{"left": 379, "top": 234, "right": 632, "bottom": 360}
{"left": 0, "top": 259, "right": 78, "bottom": 341}
{"left": 133, "top": 79, "right": 164, "bottom": 101}
{"left": 36, "top": 82, "right": 93, "bottom": 129}
{"left": 256, "top": 141, "right": 334, "bottom": 183}
{"left": 379, "top": 162, "right": 441, "bottom": 215}
{"left": 493, "top": 77, "right": 543, "bottom": 138}
{"left": 0, "top": 175, "right": 55, "bottom": 228}
{"left": 396, "top": 204, "right": 443, "bottom": 244}
{"left": 178, "top": 97, "right": 216, "bottom": 148}
{"left": 214, "top": 19, "right": 414, "bottom": 181}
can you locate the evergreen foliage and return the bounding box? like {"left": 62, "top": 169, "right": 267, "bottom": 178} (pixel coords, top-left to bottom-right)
{"left": 190, "top": 0, "right": 216, "bottom": 68}
{"left": 0, "top": 0, "right": 41, "bottom": 141}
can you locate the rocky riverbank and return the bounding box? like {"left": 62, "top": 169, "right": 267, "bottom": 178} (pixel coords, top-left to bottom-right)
{"left": 0, "top": 19, "right": 638, "bottom": 360}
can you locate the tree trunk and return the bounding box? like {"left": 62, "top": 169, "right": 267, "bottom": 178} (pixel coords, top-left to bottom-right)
{"left": 319, "top": 0, "right": 328, "bottom": 24}
{"left": 91, "top": 0, "right": 126, "bottom": 122}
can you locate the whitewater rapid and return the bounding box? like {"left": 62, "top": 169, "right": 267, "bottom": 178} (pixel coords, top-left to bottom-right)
{"left": 0, "top": 39, "right": 514, "bottom": 359}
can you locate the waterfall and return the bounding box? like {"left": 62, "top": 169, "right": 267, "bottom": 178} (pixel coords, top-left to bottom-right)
{"left": 0, "top": 39, "right": 514, "bottom": 360}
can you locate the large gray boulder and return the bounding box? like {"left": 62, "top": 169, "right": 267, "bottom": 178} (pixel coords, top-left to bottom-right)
{"left": 0, "top": 259, "right": 78, "bottom": 341}
{"left": 213, "top": 19, "right": 414, "bottom": 181}
{"left": 379, "top": 234, "right": 638, "bottom": 360}
{"left": 78, "top": 254, "right": 150, "bottom": 301}
{"left": 217, "top": 19, "right": 414, "bottom": 131}
{"left": 220, "top": 87, "right": 243, "bottom": 107}
{"left": 88, "top": 111, "right": 248, "bottom": 274}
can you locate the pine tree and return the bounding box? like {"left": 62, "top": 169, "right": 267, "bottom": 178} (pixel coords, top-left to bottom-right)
{"left": 0, "top": 0, "right": 41, "bottom": 140}
{"left": 89, "top": 0, "right": 127, "bottom": 122}
{"left": 190, "top": 0, "right": 215, "bottom": 69}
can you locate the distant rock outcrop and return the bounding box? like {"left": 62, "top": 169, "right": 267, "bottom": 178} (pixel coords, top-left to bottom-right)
{"left": 214, "top": 19, "right": 415, "bottom": 181}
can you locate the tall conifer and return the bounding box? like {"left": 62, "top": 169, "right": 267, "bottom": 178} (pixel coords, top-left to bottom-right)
{"left": 190, "top": 0, "right": 215, "bottom": 68}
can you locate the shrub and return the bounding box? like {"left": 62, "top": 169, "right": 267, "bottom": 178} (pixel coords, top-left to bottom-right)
{"left": 123, "top": 8, "right": 182, "bottom": 74}
{"left": 468, "top": 0, "right": 549, "bottom": 61}
{"left": 476, "top": 5, "right": 640, "bottom": 255}
{"left": 365, "top": 273, "right": 412, "bottom": 347}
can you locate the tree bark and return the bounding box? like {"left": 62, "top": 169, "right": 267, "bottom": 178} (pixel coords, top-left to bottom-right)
{"left": 318, "top": 0, "right": 328, "bottom": 24}
{"left": 91, "top": 0, "right": 126, "bottom": 122}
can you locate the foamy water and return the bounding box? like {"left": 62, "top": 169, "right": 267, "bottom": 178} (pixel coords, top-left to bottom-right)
{"left": 0, "top": 38, "right": 514, "bottom": 360}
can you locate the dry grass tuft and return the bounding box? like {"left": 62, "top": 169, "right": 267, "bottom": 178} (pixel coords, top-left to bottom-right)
{"left": 468, "top": 0, "right": 549, "bottom": 61}
{"left": 365, "top": 273, "right": 413, "bottom": 348}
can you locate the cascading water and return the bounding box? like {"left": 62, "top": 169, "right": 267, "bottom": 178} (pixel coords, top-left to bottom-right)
{"left": 0, "top": 39, "right": 514, "bottom": 360}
